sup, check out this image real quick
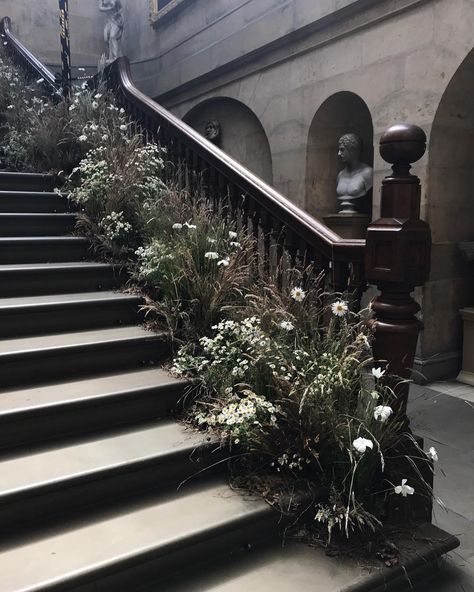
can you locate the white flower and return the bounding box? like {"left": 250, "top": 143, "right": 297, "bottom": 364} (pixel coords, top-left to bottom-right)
{"left": 101, "top": 134, "right": 108, "bottom": 141}
{"left": 172, "top": 223, "right": 183, "bottom": 230}
{"left": 290, "top": 287, "right": 306, "bottom": 302}
{"left": 78, "top": 134, "right": 88, "bottom": 142}
{"left": 208, "top": 238, "right": 217, "bottom": 244}
{"left": 280, "top": 320, "right": 294, "bottom": 331}
{"left": 6, "top": 104, "right": 13, "bottom": 110}
{"left": 394, "top": 479, "right": 415, "bottom": 497}
{"left": 372, "top": 367, "right": 385, "bottom": 379}
{"left": 205, "top": 252, "right": 219, "bottom": 260}
{"left": 229, "top": 231, "right": 238, "bottom": 239}
{"left": 119, "top": 124, "right": 128, "bottom": 131}
{"left": 427, "top": 447, "right": 438, "bottom": 462}
{"left": 119, "top": 107, "right": 125, "bottom": 114}
{"left": 68, "top": 104, "right": 76, "bottom": 111}
{"left": 230, "top": 241, "right": 241, "bottom": 249}
{"left": 374, "top": 405, "right": 393, "bottom": 422}
{"left": 217, "top": 257, "right": 230, "bottom": 267}
{"left": 92, "top": 101, "right": 99, "bottom": 109}
{"left": 89, "top": 123, "right": 99, "bottom": 131}
{"left": 184, "top": 222, "right": 196, "bottom": 229}
{"left": 353, "top": 437, "right": 374, "bottom": 454}
{"left": 331, "top": 300, "right": 348, "bottom": 317}
{"left": 94, "top": 93, "right": 102, "bottom": 99}
{"left": 36, "top": 77, "right": 44, "bottom": 84}
{"left": 371, "top": 390, "right": 380, "bottom": 400}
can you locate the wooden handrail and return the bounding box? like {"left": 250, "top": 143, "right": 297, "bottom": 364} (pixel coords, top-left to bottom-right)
{"left": 1, "top": 15, "right": 366, "bottom": 295}
{"left": 105, "top": 57, "right": 366, "bottom": 265}
{"left": 1, "top": 17, "right": 59, "bottom": 94}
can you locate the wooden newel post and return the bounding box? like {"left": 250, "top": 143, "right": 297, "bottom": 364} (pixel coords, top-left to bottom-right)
{"left": 365, "top": 124, "right": 431, "bottom": 423}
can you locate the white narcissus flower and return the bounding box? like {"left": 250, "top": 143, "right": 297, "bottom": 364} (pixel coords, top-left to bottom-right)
{"left": 230, "top": 241, "right": 241, "bottom": 249}
{"left": 427, "top": 447, "right": 438, "bottom": 462}
{"left": 290, "top": 286, "right": 306, "bottom": 302}
{"left": 229, "top": 231, "right": 238, "bottom": 239}
{"left": 217, "top": 257, "right": 230, "bottom": 267}
{"left": 208, "top": 238, "right": 217, "bottom": 244}
{"left": 352, "top": 437, "right": 374, "bottom": 454}
{"left": 172, "top": 223, "right": 183, "bottom": 230}
{"left": 394, "top": 479, "right": 415, "bottom": 497}
{"left": 94, "top": 93, "right": 102, "bottom": 99}
{"left": 92, "top": 101, "right": 99, "bottom": 109}
{"left": 102, "top": 134, "right": 108, "bottom": 141}
{"left": 205, "top": 252, "right": 219, "bottom": 260}
{"left": 372, "top": 367, "right": 385, "bottom": 379}
{"left": 374, "top": 405, "right": 393, "bottom": 422}
{"left": 280, "top": 320, "right": 294, "bottom": 331}
{"left": 371, "top": 390, "right": 380, "bottom": 400}
{"left": 78, "top": 134, "right": 88, "bottom": 142}
{"left": 331, "top": 300, "right": 348, "bottom": 317}
{"left": 119, "top": 124, "right": 128, "bottom": 131}
{"left": 6, "top": 105, "right": 13, "bottom": 110}
{"left": 69, "top": 104, "right": 76, "bottom": 111}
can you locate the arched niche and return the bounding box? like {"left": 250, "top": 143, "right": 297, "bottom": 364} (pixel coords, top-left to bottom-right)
{"left": 305, "top": 92, "right": 373, "bottom": 220}
{"left": 428, "top": 50, "right": 474, "bottom": 244}
{"left": 183, "top": 97, "right": 273, "bottom": 185}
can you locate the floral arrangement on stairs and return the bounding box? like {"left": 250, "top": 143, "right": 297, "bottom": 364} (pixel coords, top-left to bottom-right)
{"left": 0, "top": 46, "right": 440, "bottom": 549}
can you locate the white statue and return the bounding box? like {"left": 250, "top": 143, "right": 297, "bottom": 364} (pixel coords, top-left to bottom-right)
{"left": 336, "top": 133, "right": 373, "bottom": 214}
{"left": 98, "top": 0, "right": 124, "bottom": 64}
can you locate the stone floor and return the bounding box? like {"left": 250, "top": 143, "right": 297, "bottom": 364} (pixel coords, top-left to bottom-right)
{"left": 408, "top": 380, "right": 474, "bottom": 591}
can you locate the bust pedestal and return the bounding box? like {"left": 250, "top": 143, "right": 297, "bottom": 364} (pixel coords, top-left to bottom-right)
{"left": 323, "top": 213, "right": 370, "bottom": 239}
{"left": 457, "top": 307, "right": 474, "bottom": 386}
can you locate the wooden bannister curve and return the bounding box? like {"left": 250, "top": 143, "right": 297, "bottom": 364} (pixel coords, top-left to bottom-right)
{"left": 0, "top": 17, "right": 59, "bottom": 94}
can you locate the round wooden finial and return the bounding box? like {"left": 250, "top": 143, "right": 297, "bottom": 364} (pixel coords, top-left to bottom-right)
{"left": 379, "top": 124, "right": 426, "bottom": 167}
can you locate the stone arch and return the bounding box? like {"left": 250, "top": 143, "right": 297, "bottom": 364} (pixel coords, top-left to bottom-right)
{"left": 428, "top": 49, "right": 474, "bottom": 243}
{"left": 421, "top": 48, "right": 474, "bottom": 374}
{"left": 183, "top": 97, "right": 273, "bottom": 184}
{"left": 305, "top": 92, "right": 373, "bottom": 221}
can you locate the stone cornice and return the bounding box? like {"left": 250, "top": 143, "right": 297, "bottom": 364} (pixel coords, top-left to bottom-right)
{"left": 149, "top": 0, "right": 431, "bottom": 108}
{"left": 150, "top": 0, "right": 195, "bottom": 27}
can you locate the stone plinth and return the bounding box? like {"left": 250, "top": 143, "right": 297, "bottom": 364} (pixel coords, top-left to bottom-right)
{"left": 323, "top": 213, "right": 370, "bottom": 239}
{"left": 457, "top": 307, "right": 474, "bottom": 386}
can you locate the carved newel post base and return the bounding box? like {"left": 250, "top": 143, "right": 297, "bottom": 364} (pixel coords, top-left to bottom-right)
{"left": 365, "top": 124, "right": 431, "bottom": 425}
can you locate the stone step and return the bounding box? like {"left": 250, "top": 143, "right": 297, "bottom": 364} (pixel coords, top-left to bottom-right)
{"left": 148, "top": 525, "right": 461, "bottom": 592}
{"left": 0, "top": 212, "right": 76, "bottom": 236}
{"left": 0, "top": 290, "right": 143, "bottom": 337}
{"left": 0, "top": 190, "right": 70, "bottom": 213}
{"left": 0, "top": 236, "right": 89, "bottom": 264}
{"left": 0, "top": 261, "right": 123, "bottom": 297}
{"left": 0, "top": 171, "right": 55, "bottom": 192}
{"left": 0, "top": 368, "right": 186, "bottom": 449}
{"left": 0, "top": 479, "right": 275, "bottom": 592}
{"left": 0, "top": 326, "right": 169, "bottom": 388}
{"left": 0, "top": 420, "right": 214, "bottom": 532}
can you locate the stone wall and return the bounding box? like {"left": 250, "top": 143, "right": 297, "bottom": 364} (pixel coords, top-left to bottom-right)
{"left": 1, "top": 0, "right": 104, "bottom": 68}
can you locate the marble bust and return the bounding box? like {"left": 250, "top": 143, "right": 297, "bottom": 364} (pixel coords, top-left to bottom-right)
{"left": 336, "top": 133, "right": 373, "bottom": 214}
{"left": 98, "top": 0, "right": 124, "bottom": 64}
{"left": 205, "top": 119, "right": 221, "bottom": 145}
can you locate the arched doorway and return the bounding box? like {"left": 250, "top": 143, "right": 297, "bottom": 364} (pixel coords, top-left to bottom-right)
{"left": 305, "top": 92, "right": 373, "bottom": 220}
{"left": 422, "top": 49, "right": 474, "bottom": 377}
{"left": 183, "top": 97, "right": 273, "bottom": 185}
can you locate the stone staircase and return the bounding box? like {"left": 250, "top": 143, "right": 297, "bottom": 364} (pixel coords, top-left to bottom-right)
{"left": 0, "top": 171, "right": 459, "bottom": 591}
{"left": 0, "top": 171, "right": 279, "bottom": 591}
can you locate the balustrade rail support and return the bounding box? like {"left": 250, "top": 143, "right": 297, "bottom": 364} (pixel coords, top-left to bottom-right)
{"left": 365, "top": 124, "right": 431, "bottom": 426}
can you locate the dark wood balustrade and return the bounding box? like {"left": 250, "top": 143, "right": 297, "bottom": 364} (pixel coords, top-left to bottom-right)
{"left": 100, "top": 57, "right": 366, "bottom": 295}
{"left": 0, "top": 17, "right": 59, "bottom": 94}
